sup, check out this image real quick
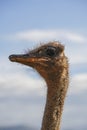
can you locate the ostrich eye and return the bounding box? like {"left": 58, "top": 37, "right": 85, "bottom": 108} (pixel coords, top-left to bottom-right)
{"left": 45, "top": 47, "right": 56, "bottom": 57}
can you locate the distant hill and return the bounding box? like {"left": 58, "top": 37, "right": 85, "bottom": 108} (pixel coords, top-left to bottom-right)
{"left": 0, "top": 126, "right": 37, "bottom": 130}
{"left": 0, "top": 126, "right": 86, "bottom": 130}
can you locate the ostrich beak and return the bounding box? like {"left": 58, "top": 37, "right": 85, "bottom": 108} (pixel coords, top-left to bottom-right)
{"left": 9, "top": 54, "right": 39, "bottom": 66}
{"left": 9, "top": 54, "right": 47, "bottom": 66}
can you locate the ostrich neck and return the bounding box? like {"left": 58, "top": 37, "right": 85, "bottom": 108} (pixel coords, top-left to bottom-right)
{"left": 41, "top": 68, "right": 68, "bottom": 130}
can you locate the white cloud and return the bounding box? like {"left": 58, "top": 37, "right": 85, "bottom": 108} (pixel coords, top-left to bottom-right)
{"left": 0, "top": 57, "right": 46, "bottom": 98}
{"left": 68, "top": 54, "right": 87, "bottom": 64}
{"left": 64, "top": 31, "right": 86, "bottom": 43}
{"left": 5, "top": 29, "right": 87, "bottom": 43}
{"left": 68, "top": 73, "right": 87, "bottom": 95}
{"left": 0, "top": 71, "right": 46, "bottom": 98}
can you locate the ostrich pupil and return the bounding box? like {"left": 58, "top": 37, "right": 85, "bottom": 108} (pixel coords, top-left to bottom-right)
{"left": 46, "top": 48, "right": 56, "bottom": 57}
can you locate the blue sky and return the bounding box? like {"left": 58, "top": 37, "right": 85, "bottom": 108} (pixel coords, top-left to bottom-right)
{"left": 1, "top": 0, "right": 87, "bottom": 33}
{"left": 0, "top": 0, "right": 87, "bottom": 130}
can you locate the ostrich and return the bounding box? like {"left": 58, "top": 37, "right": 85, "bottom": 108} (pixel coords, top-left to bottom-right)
{"left": 9, "top": 41, "right": 69, "bottom": 130}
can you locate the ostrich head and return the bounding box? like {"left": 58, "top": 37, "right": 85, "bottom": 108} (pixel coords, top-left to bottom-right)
{"left": 9, "top": 42, "right": 68, "bottom": 83}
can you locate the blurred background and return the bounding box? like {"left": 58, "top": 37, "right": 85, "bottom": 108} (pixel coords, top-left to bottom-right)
{"left": 0, "top": 0, "right": 87, "bottom": 130}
